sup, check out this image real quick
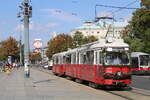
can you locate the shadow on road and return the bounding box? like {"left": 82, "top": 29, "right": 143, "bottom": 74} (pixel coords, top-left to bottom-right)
{"left": 33, "top": 79, "right": 55, "bottom": 84}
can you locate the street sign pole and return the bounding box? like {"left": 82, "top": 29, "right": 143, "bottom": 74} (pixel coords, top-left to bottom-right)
{"left": 24, "top": 10, "right": 30, "bottom": 78}
{"left": 18, "top": 0, "right": 32, "bottom": 78}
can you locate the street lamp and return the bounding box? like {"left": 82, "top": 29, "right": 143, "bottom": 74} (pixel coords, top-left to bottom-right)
{"left": 17, "top": 0, "right": 32, "bottom": 78}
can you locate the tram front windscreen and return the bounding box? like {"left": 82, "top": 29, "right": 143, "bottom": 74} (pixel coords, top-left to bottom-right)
{"left": 105, "top": 52, "right": 129, "bottom": 65}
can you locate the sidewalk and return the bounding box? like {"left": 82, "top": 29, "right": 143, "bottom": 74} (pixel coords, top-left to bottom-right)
{"left": 0, "top": 68, "right": 38, "bottom": 100}
{"left": 0, "top": 68, "right": 126, "bottom": 100}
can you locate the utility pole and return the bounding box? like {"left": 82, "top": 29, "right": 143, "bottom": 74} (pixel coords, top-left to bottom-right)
{"left": 19, "top": 36, "right": 22, "bottom": 66}
{"left": 18, "top": 0, "right": 32, "bottom": 78}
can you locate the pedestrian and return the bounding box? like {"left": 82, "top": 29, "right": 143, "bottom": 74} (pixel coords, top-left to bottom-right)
{"left": 5, "top": 64, "right": 11, "bottom": 75}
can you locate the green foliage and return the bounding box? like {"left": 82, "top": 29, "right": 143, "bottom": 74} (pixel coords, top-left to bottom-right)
{"left": 72, "top": 31, "right": 85, "bottom": 47}
{"left": 123, "top": 0, "right": 150, "bottom": 53}
{"left": 131, "top": 8, "right": 150, "bottom": 39}
{"left": 141, "top": 0, "right": 150, "bottom": 9}
{"left": 124, "top": 36, "right": 145, "bottom": 52}
{"left": 73, "top": 31, "right": 98, "bottom": 47}
{"left": 0, "top": 55, "right": 7, "bottom": 61}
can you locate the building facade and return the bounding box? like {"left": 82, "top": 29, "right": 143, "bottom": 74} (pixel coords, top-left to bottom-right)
{"left": 71, "top": 21, "right": 128, "bottom": 39}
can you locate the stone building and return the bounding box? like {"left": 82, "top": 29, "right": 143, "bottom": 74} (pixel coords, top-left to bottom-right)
{"left": 71, "top": 21, "right": 128, "bottom": 39}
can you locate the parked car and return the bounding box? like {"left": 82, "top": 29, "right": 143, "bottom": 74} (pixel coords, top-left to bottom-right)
{"left": 43, "top": 65, "right": 49, "bottom": 69}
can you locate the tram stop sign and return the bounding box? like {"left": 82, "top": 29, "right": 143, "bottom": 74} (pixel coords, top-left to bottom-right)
{"left": 33, "top": 39, "right": 43, "bottom": 49}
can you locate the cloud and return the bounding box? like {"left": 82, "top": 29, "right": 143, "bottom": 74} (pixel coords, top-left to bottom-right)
{"left": 14, "top": 22, "right": 59, "bottom": 34}
{"left": 41, "top": 8, "right": 81, "bottom": 22}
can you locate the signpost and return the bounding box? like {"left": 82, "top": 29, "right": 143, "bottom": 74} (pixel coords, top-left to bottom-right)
{"left": 33, "top": 39, "right": 43, "bottom": 49}
{"left": 18, "top": 0, "right": 32, "bottom": 78}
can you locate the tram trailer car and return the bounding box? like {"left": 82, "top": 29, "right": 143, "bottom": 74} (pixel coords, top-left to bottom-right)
{"left": 131, "top": 52, "right": 150, "bottom": 75}
{"left": 52, "top": 38, "right": 132, "bottom": 88}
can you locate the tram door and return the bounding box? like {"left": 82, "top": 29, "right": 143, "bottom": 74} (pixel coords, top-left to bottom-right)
{"left": 95, "top": 51, "right": 104, "bottom": 81}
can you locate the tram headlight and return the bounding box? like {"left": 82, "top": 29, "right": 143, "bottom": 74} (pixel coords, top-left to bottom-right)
{"left": 117, "top": 71, "right": 123, "bottom": 77}
{"left": 107, "top": 48, "right": 112, "bottom": 51}
{"left": 125, "top": 48, "right": 129, "bottom": 51}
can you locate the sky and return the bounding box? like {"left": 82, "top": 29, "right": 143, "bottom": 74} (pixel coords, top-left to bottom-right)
{"left": 0, "top": 0, "right": 140, "bottom": 48}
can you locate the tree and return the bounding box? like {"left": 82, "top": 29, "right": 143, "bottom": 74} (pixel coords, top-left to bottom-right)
{"left": 123, "top": 0, "right": 150, "bottom": 53}
{"left": 73, "top": 31, "right": 98, "bottom": 47}
{"left": 46, "top": 32, "right": 97, "bottom": 58}
{"left": 141, "top": 0, "right": 150, "bottom": 9}
{"left": 0, "top": 37, "right": 19, "bottom": 60}
{"left": 29, "top": 52, "right": 41, "bottom": 64}
{"left": 72, "top": 31, "right": 85, "bottom": 47}
{"left": 0, "top": 42, "right": 7, "bottom": 61}
{"left": 83, "top": 36, "right": 98, "bottom": 44}
{"left": 46, "top": 34, "right": 74, "bottom": 58}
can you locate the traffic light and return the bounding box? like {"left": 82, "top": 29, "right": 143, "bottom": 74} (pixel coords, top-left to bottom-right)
{"left": 29, "top": 6, "right": 32, "bottom": 17}
{"left": 23, "top": 6, "right": 32, "bottom": 17}
{"left": 24, "top": 7, "right": 29, "bottom": 16}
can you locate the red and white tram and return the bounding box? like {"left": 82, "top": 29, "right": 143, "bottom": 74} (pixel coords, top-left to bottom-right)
{"left": 52, "top": 38, "right": 132, "bottom": 88}
{"left": 131, "top": 52, "right": 150, "bottom": 75}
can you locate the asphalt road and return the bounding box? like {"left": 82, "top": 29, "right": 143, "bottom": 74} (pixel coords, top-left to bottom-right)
{"left": 131, "top": 75, "right": 150, "bottom": 91}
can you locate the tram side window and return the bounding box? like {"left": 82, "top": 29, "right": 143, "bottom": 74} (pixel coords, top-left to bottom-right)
{"left": 131, "top": 57, "right": 139, "bottom": 68}
{"left": 66, "top": 54, "right": 71, "bottom": 64}
{"left": 79, "top": 53, "right": 85, "bottom": 64}
{"left": 71, "top": 53, "right": 76, "bottom": 64}
{"left": 59, "top": 56, "right": 63, "bottom": 64}
{"left": 85, "top": 51, "right": 94, "bottom": 65}
{"left": 63, "top": 56, "right": 66, "bottom": 64}
{"left": 99, "top": 52, "right": 103, "bottom": 64}
{"left": 56, "top": 57, "right": 59, "bottom": 64}
{"left": 53, "top": 57, "right": 56, "bottom": 64}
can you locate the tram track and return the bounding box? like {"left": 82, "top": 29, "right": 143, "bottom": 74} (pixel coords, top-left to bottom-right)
{"left": 106, "top": 91, "right": 133, "bottom": 100}
{"left": 130, "top": 88, "right": 150, "bottom": 97}
{"left": 33, "top": 67, "right": 150, "bottom": 100}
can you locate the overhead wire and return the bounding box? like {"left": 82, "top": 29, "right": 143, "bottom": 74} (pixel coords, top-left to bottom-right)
{"left": 95, "top": 0, "right": 139, "bottom": 18}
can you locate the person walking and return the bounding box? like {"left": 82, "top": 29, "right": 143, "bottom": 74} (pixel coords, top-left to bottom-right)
{"left": 5, "top": 64, "right": 11, "bottom": 75}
